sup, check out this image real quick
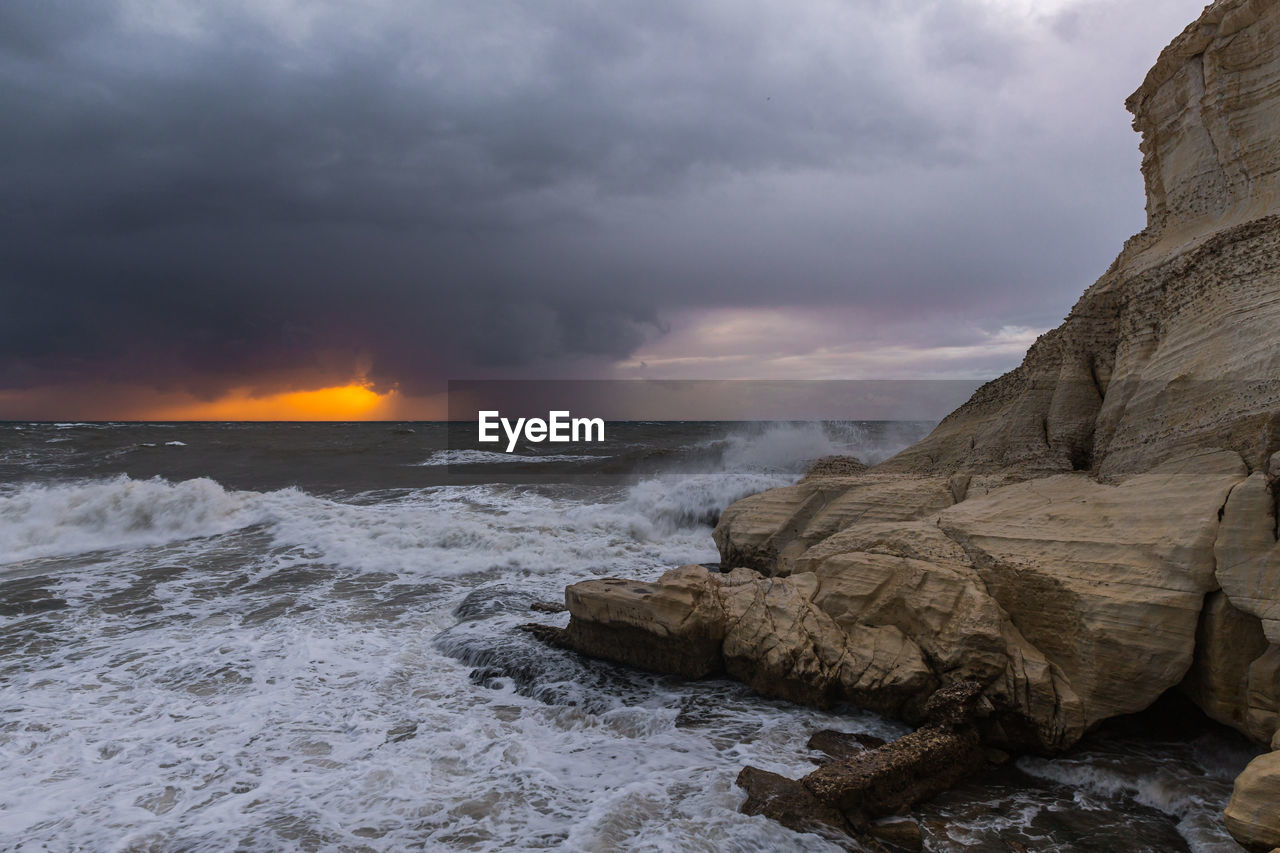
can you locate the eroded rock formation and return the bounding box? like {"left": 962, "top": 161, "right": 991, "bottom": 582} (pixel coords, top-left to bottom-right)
{"left": 542, "top": 1, "right": 1280, "bottom": 846}
{"left": 736, "top": 682, "right": 990, "bottom": 845}
{"left": 1226, "top": 749, "right": 1280, "bottom": 851}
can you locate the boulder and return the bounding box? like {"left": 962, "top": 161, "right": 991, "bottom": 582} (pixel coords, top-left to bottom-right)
{"left": 805, "top": 455, "right": 869, "bottom": 479}
{"left": 712, "top": 475, "right": 956, "bottom": 576}
{"left": 563, "top": 565, "right": 936, "bottom": 717}
{"left": 734, "top": 766, "right": 852, "bottom": 841}
{"left": 717, "top": 568, "right": 936, "bottom": 716}
{"left": 563, "top": 451, "right": 1248, "bottom": 751}
{"left": 562, "top": 568, "right": 726, "bottom": 678}
{"left": 938, "top": 449, "right": 1248, "bottom": 730}
{"left": 1226, "top": 750, "right": 1280, "bottom": 851}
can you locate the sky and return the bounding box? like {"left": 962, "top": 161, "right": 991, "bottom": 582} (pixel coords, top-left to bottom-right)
{"left": 0, "top": 0, "right": 1210, "bottom": 420}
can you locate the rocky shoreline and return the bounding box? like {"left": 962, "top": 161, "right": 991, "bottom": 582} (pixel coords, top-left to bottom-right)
{"left": 527, "top": 1, "right": 1280, "bottom": 847}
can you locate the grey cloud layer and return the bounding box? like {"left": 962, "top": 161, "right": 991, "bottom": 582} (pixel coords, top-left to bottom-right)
{"left": 0, "top": 0, "right": 1206, "bottom": 395}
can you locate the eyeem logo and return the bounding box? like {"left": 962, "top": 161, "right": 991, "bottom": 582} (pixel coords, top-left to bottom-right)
{"left": 478, "top": 410, "right": 605, "bottom": 452}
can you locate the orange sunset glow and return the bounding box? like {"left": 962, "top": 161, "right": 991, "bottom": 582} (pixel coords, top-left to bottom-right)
{"left": 140, "top": 383, "right": 401, "bottom": 421}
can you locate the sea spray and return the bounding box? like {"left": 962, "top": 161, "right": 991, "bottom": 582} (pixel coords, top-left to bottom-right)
{"left": 0, "top": 421, "right": 1238, "bottom": 851}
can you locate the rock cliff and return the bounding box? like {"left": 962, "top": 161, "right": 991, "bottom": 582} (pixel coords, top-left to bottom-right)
{"left": 543, "top": 1, "right": 1280, "bottom": 847}
{"left": 881, "top": 0, "right": 1280, "bottom": 483}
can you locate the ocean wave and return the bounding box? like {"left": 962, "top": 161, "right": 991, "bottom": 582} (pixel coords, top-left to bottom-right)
{"left": 0, "top": 421, "right": 922, "bottom": 571}
{"left": 415, "top": 449, "right": 605, "bottom": 466}
{"left": 616, "top": 471, "right": 794, "bottom": 533}
{"left": 713, "top": 420, "right": 931, "bottom": 471}
{"left": 1017, "top": 741, "right": 1249, "bottom": 853}
{"left": 0, "top": 420, "right": 1242, "bottom": 851}
{"left": 717, "top": 421, "right": 844, "bottom": 472}
{"left": 0, "top": 473, "right": 724, "bottom": 576}
{"left": 0, "top": 476, "right": 285, "bottom": 564}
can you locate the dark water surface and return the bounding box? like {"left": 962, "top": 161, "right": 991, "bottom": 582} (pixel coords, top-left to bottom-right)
{"left": 0, "top": 421, "right": 1257, "bottom": 851}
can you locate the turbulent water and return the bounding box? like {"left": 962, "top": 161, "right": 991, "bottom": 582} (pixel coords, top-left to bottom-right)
{"left": 0, "top": 421, "right": 1259, "bottom": 851}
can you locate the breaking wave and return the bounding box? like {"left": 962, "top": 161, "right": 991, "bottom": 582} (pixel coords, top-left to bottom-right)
{"left": 0, "top": 419, "right": 1249, "bottom": 851}
{"left": 416, "top": 449, "right": 606, "bottom": 466}
{"left": 1017, "top": 736, "right": 1254, "bottom": 853}
{"left": 0, "top": 476, "right": 280, "bottom": 563}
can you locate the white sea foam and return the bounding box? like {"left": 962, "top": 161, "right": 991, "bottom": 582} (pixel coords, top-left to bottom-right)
{"left": 0, "top": 472, "right": 720, "bottom": 576}
{"left": 0, "top": 430, "right": 880, "bottom": 850}
{"left": 719, "top": 420, "right": 932, "bottom": 470}
{"left": 416, "top": 449, "right": 604, "bottom": 466}
{"left": 1017, "top": 742, "right": 1251, "bottom": 853}
{"left": 616, "top": 472, "right": 793, "bottom": 536}
{"left": 0, "top": 421, "right": 1234, "bottom": 851}
{"left": 717, "top": 421, "right": 845, "bottom": 471}
{"left": 0, "top": 476, "right": 282, "bottom": 563}
{"left": 259, "top": 485, "right": 717, "bottom": 578}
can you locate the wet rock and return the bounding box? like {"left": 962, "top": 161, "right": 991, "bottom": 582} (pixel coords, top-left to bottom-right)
{"left": 807, "top": 729, "right": 887, "bottom": 763}
{"left": 867, "top": 816, "right": 923, "bottom": 851}
{"left": 439, "top": 618, "right": 660, "bottom": 714}
{"left": 529, "top": 601, "right": 567, "bottom": 613}
{"left": 0, "top": 576, "right": 70, "bottom": 617}
{"left": 735, "top": 766, "right": 851, "bottom": 839}
{"left": 738, "top": 681, "right": 990, "bottom": 840}
{"left": 452, "top": 584, "right": 540, "bottom": 622}
{"left": 984, "top": 748, "right": 1010, "bottom": 766}
{"left": 801, "top": 725, "right": 985, "bottom": 829}
{"left": 562, "top": 570, "right": 726, "bottom": 679}
{"left": 516, "top": 622, "right": 573, "bottom": 649}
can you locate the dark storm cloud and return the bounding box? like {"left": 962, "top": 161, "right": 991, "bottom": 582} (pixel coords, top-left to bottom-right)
{"left": 0, "top": 0, "right": 1208, "bottom": 398}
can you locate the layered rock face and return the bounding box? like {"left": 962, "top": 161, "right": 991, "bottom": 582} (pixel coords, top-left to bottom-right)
{"left": 1129, "top": 0, "right": 1280, "bottom": 242}
{"left": 551, "top": 1, "right": 1280, "bottom": 847}
{"left": 880, "top": 0, "right": 1280, "bottom": 483}
{"left": 572, "top": 451, "right": 1258, "bottom": 752}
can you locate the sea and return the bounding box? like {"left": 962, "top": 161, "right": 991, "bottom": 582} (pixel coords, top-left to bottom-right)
{"left": 0, "top": 421, "right": 1261, "bottom": 852}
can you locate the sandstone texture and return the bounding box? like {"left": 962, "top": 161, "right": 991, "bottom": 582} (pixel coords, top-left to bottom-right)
{"left": 712, "top": 474, "right": 957, "bottom": 576}
{"left": 566, "top": 450, "right": 1256, "bottom": 752}
{"left": 548, "top": 0, "right": 1280, "bottom": 846}
{"left": 1183, "top": 592, "right": 1274, "bottom": 743}
{"left": 880, "top": 0, "right": 1280, "bottom": 484}
{"left": 1226, "top": 750, "right": 1280, "bottom": 851}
